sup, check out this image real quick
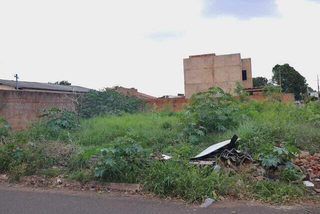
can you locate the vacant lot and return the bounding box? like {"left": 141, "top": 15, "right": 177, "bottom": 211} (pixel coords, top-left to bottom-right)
{"left": 1, "top": 88, "right": 320, "bottom": 204}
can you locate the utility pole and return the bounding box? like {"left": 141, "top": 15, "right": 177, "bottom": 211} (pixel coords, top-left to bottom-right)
{"left": 279, "top": 66, "right": 282, "bottom": 92}
{"left": 317, "top": 75, "right": 320, "bottom": 99}
{"left": 14, "top": 74, "right": 19, "bottom": 89}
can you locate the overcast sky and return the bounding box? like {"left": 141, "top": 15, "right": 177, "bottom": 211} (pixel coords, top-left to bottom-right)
{"left": 1, "top": 0, "right": 320, "bottom": 96}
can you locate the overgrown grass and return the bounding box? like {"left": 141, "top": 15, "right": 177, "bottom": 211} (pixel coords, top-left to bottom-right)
{"left": 219, "top": 100, "right": 320, "bottom": 154}
{"left": 1, "top": 98, "right": 320, "bottom": 204}
{"left": 73, "top": 111, "right": 181, "bottom": 149}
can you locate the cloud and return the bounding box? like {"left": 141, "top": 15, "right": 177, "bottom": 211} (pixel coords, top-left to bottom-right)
{"left": 202, "top": 0, "right": 279, "bottom": 19}
{"left": 145, "top": 31, "right": 185, "bottom": 41}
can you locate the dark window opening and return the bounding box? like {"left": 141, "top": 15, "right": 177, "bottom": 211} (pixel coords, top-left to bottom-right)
{"left": 242, "top": 70, "right": 247, "bottom": 81}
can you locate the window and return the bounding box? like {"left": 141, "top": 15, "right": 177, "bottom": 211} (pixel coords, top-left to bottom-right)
{"left": 242, "top": 70, "right": 247, "bottom": 81}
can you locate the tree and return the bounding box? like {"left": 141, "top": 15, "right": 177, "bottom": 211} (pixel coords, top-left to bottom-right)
{"left": 54, "top": 80, "right": 72, "bottom": 86}
{"left": 253, "top": 77, "right": 268, "bottom": 87}
{"left": 272, "top": 64, "right": 307, "bottom": 100}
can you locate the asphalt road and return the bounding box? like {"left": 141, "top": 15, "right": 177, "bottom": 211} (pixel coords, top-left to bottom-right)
{"left": 0, "top": 188, "right": 319, "bottom": 214}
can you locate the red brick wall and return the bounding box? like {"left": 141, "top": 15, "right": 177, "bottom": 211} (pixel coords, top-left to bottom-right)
{"left": 146, "top": 98, "right": 188, "bottom": 111}
{"left": 249, "top": 93, "right": 294, "bottom": 103}
{"left": 146, "top": 93, "right": 294, "bottom": 111}
{"left": 0, "top": 90, "right": 80, "bottom": 130}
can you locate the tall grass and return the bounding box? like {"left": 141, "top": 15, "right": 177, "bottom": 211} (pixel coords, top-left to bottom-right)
{"left": 73, "top": 111, "right": 181, "bottom": 149}
{"left": 2, "top": 99, "right": 319, "bottom": 203}
{"left": 219, "top": 100, "right": 320, "bottom": 153}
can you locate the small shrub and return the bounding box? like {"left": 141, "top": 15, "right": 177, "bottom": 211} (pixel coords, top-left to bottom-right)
{"left": 262, "top": 85, "right": 282, "bottom": 102}
{"left": 78, "top": 89, "right": 146, "bottom": 118}
{"left": 257, "top": 143, "right": 300, "bottom": 169}
{"left": 40, "top": 107, "right": 80, "bottom": 131}
{"left": 279, "top": 168, "right": 303, "bottom": 182}
{"left": 94, "top": 137, "right": 149, "bottom": 183}
{"left": 0, "top": 118, "right": 11, "bottom": 138}
{"left": 234, "top": 82, "right": 249, "bottom": 102}
{"left": 180, "top": 87, "right": 240, "bottom": 142}
{"left": 24, "top": 107, "right": 79, "bottom": 141}
{"left": 0, "top": 142, "right": 52, "bottom": 179}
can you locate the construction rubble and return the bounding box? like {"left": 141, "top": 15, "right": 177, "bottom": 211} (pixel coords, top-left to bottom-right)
{"left": 189, "top": 135, "right": 253, "bottom": 169}
{"left": 293, "top": 151, "right": 320, "bottom": 192}
{"left": 189, "top": 135, "right": 320, "bottom": 194}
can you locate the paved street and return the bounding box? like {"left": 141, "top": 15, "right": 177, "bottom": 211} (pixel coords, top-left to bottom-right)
{"left": 0, "top": 188, "right": 319, "bottom": 214}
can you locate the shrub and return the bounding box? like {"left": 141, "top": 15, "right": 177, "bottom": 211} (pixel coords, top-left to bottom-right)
{"left": 0, "top": 118, "right": 11, "bottom": 138}
{"left": 0, "top": 142, "right": 52, "bottom": 179}
{"left": 78, "top": 89, "right": 145, "bottom": 118}
{"left": 234, "top": 82, "right": 249, "bottom": 102}
{"left": 180, "top": 87, "right": 240, "bottom": 142}
{"left": 39, "top": 107, "right": 80, "bottom": 131}
{"left": 257, "top": 143, "right": 300, "bottom": 169}
{"left": 94, "top": 137, "right": 149, "bottom": 183}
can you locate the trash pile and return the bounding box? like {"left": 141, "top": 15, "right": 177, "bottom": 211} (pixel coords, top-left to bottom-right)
{"left": 293, "top": 151, "right": 320, "bottom": 192}
{"left": 189, "top": 135, "right": 254, "bottom": 171}
{"left": 188, "top": 135, "right": 320, "bottom": 194}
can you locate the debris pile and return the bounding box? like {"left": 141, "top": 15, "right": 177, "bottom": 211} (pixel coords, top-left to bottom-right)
{"left": 189, "top": 135, "right": 253, "bottom": 169}
{"left": 293, "top": 151, "right": 320, "bottom": 191}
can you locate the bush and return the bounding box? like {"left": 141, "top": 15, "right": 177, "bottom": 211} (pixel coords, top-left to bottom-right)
{"left": 180, "top": 87, "right": 240, "bottom": 142}
{"left": 0, "top": 142, "right": 53, "bottom": 179}
{"left": 40, "top": 107, "right": 80, "bottom": 131}
{"left": 94, "top": 137, "right": 149, "bottom": 183}
{"left": 78, "top": 89, "right": 146, "bottom": 118}
{"left": 257, "top": 143, "right": 300, "bottom": 169}
{"left": 22, "top": 107, "right": 80, "bottom": 141}
{"left": 0, "top": 118, "right": 11, "bottom": 138}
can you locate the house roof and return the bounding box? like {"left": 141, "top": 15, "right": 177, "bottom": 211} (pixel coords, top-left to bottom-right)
{"left": 0, "top": 79, "right": 90, "bottom": 93}
{"left": 108, "top": 86, "right": 156, "bottom": 100}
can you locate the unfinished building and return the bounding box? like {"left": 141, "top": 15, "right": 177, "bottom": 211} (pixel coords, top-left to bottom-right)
{"left": 183, "top": 53, "right": 253, "bottom": 98}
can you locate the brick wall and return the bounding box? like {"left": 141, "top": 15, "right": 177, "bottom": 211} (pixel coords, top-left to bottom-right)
{"left": 249, "top": 93, "right": 294, "bottom": 103}
{"left": 146, "top": 97, "right": 188, "bottom": 111}
{"left": 0, "top": 90, "right": 81, "bottom": 130}
{"left": 146, "top": 93, "right": 294, "bottom": 111}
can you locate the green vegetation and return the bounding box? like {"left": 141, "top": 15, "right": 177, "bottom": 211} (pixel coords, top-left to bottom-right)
{"left": 1, "top": 88, "right": 319, "bottom": 204}
{"left": 253, "top": 77, "right": 268, "bottom": 87}
{"left": 78, "top": 89, "right": 146, "bottom": 118}
{"left": 272, "top": 64, "right": 308, "bottom": 100}
{"left": 0, "top": 118, "right": 11, "bottom": 139}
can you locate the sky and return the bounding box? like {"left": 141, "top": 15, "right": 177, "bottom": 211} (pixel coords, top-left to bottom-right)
{"left": 1, "top": 0, "right": 320, "bottom": 97}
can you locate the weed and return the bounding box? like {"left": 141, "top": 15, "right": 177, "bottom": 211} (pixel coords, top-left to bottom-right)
{"left": 143, "top": 160, "right": 247, "bottom": 203}
{"left": 0, "top": 117, "right": 11, "bottom": 139}
{"left": 94, "top": 137, "right": 149, "bottom": 183}
{"left": 249, "top": 180, "right": 308, "bottom": 203}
